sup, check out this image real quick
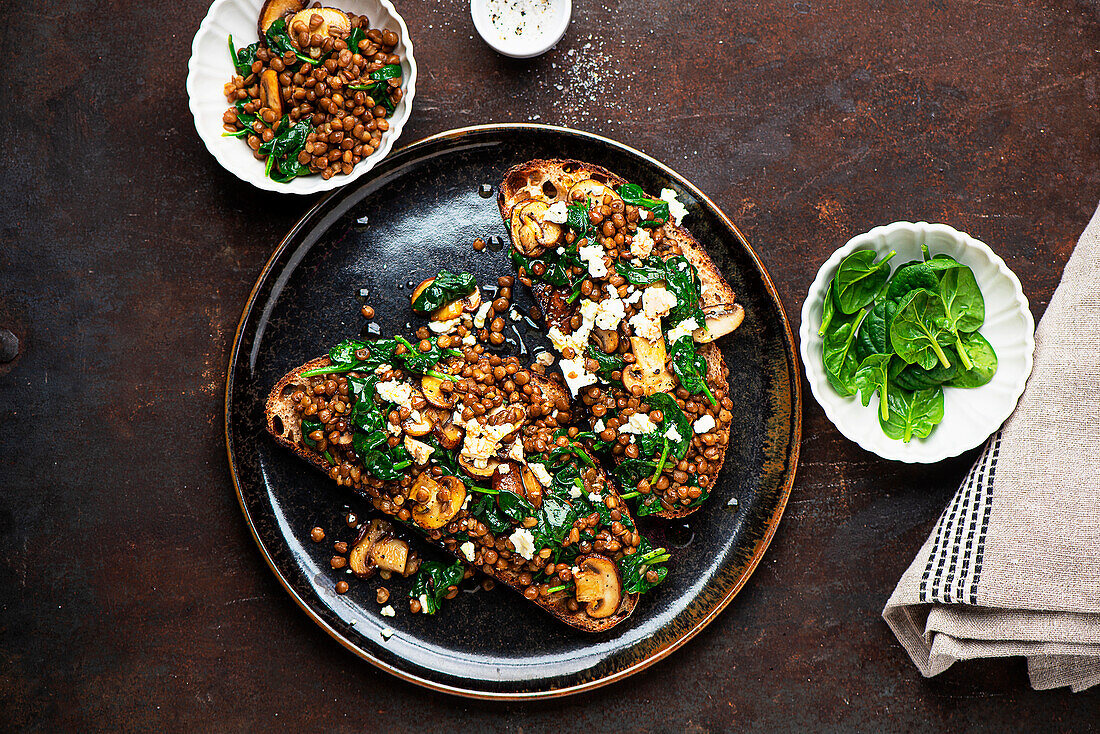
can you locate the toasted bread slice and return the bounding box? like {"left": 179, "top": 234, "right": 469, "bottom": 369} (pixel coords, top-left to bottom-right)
{"left": 265, "top": 357, "right": 639, "bottom": 632}
{"left": 498, "top": 159, "right": 740, "bottom": 519}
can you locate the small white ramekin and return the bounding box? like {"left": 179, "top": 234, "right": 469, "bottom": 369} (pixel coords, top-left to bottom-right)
{"left": 799, "top": 221, "right": 1035, "bottom": 463}
{"left": 186, "top": 0, "right": 416, "bottom": 195}
{"left": 470, "top": 0, "right": 572, "bottom": 59}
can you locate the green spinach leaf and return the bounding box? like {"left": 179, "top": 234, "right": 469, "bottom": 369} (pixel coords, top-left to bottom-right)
{"left": 885, "top": 262, "right": 938, "bottom": 302}
{"left": 409, "top": 559, "right": 466, "bottom": 614}
{"left": 617, "top": 539, "right": 671, "bottom": 594}
{"left": 890, "top": 288, "right": 954, "bottom": 370}
{"left": 585, "top": 345, "right": 624, "bottom": 382}
{"left": 854, "top": 353, "right": 892, "bottom": 421}
{"left": 938, "top": 266, "right": 985, "bottom": 370}
{"left": 669, "top": 336, "right": 716, "bottom": 405}
{"left": 228, "top": 35, "right": 260, "bottom": 77}
{"left": 265, "top": 17, "right": 321, "bottom": 66}
{"left": 947, "top": 331, "right": 998, "bottom": 388}
{"left": 833, "top": 249, "right": 896, "bottom": 314}
{"left": 411, "top": 270, "right": 477, "bottom": 314}
{"left": 614, "top": 184, "right": 670, "bottom": 222}
{"left": 823, "top": 308, "right": 869, "bottom": 396}
{"left": 854, "top": 299, "right": 897, "bottom": 361}
{"left": 818, "top": 280, "right": 837, "bottom": 337}
{"left": 879, "top": 386, "right": 944, "bottom": 443}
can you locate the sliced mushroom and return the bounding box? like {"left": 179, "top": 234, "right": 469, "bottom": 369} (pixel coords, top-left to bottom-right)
{"left": 409, "top": 473, "right": 466, "bottom": 529}
{"left": 258, "top": 69, "right": 283, "bottom": 119}
{"left": 370, "top": 537, "right": 409, "bottom": 574}
{"left": 433, "top": 300, "right": 464, "bottom": 322}
{"left": 520, "top": 465, "right": 544, "bottom": 508}
{"left": 348, "top": 519, "right": 389, "bottom": 578}
{"left": 402, "top": 409, "right": 433, "bottom": 437}
{"left": 693, "top": 303, "right": 745, "bottom": 343}
{"left": 573, "top": 555, "right": 623, "bottom": 619}
{"left": 623, "top": 336, "right": 675, "bottom": 396}
{"left": 403, "top": 435, "right": 435, "bottom": 465}
{"left": 458, "top": 453, "right": 497, "bottom": 478}
{"left": 462, "top": 289, "right": 482, "bottom": 313}
{"left": 510, "top": 200, "right": 562, "bottom": 256}
{"left": 432, "top": 420, "right": 463, "bottom": 451}
{"left": 590, "top": 327, "right": 619, "bottom": 354}
{"left": 410, "top": 277, "right": 434, "bottom": 308}
{"left": 567, "top": 179, "right": 621, "bottom": 206}
{"left": 258, "top": 0, "right": 303, "bottom": 35}
{"left": 288, "top": 7, "right": 350, "bottom": 40}
{"left": 492, "top": 461, "right": 540, "bottom": 508}
{"left": 420, "top": 375, "right": 453, "bottom": 409}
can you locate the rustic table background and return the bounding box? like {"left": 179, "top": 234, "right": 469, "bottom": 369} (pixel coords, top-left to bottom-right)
{"left": 3, "top": 0, "right": 1098, "bottom": 729}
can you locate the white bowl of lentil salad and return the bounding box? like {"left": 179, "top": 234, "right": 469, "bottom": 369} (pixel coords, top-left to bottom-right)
{"left": 187, "top": 0, "right": 416, "bottom": 194}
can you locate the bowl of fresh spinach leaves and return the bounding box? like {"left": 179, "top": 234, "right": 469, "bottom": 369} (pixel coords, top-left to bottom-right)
{"left": 800, "top": 222, "right": 1035, "bottom": 462}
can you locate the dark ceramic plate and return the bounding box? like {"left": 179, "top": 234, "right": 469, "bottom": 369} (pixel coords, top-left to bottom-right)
{"left": 225, "top": 124, "right": 800, "bottom": 699}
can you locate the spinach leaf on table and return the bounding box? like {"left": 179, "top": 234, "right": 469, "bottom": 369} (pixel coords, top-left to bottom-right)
{"left": 823, "top": 308, "right": 869, "bottom": 396}
{"left": 879, "top": 386, "right": 944, "bottom": 443}
{"left": 411, "top": 270, "right": 477, "bottom": 314}
{"left": 832, "top": 249, "right": 896, "bottom": 314}
{"left": 947, "top": 331, "right": 998, "bottom": 388}
{"left": 890, "top": 288, "right": 954, "bottom": 370}
{"left": 409, "top": 559, "right": 466, "bottom": 615}
{"left": 854, "top": 353, "right": 892, "bottom": 421}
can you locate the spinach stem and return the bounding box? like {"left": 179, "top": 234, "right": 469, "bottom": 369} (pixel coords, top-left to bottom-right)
{"left": 880, "top": 384, "right": 890, "bottom": 422}
{"left": 649, "top": 439, "right": 670, "bottom": 484}
{"left": 618, "top": 491, "right": 640, "bottom": 500}
{"left": 955, "top": 336, "right": 974, "bottom": 371}
{"left": 547, "top": 583, "right": 574, "bottom": 594}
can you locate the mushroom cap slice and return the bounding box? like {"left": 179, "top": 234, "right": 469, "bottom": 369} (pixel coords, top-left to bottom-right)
{"left": 573, "top": 554, "right": 623, "bottom": 619}
{"left": 623, "top": 336, "right": 675, "bottom": 396}
{"left": 258, "top": 69, "right": 283, "bottom": 119}
{"left": 348, "top": 518, "right": 389, "bottom": 577}
{"left": 409, "top": 473, "right": 465, "bottom": 530}
{"left": 402, "top": 410, "right": 433, "bottom": 437}
{"left": 370, "top": 537, "right": 409, "bottom": 574}
{"left": 567, "top": 178, "right": 621, "bottom": 206}
{"left": 288, "top": 7, "right": 350, "bottom": 40}
{"left": 694, "top": 303, "right": 745, "bottom": 343}
{"left": 510, "top": 200, "right": 562, "bottom": 256}
{"left": 590, "top": 327, "right": 619, "bottom": 354}
{"left": 420, "top": 376, "right": 454, "bottom": 408}
{"left": 462, "top": 289, "right": 482, "bottom": 313}
{"left": 492, "top": 461, "right": 540, "bottom": 508}
{"left": 258, "top": 0, "right": 304, "bottom": 36}
{"left": 458, "top": 453, "right": 497, "bottom": 478}
{"left": 432, "top": 420, "right": 463, "bottom": 450}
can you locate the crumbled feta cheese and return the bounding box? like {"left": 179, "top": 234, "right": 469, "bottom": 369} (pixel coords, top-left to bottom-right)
{"left": 588, "top": 492, "right": 602, "bottom": 503}
{"left": 461, "top": 333, "right": 477, "bottom": 346}
{"left": 528, "top": 462, "right": 552, "bottom": 486}
{"left": 630, "top": 228, "right": 655, "bottom": 259}
{"left": 507, "top": 439, "right": 524, "bottom": 463}
{"left": 593, "top": 419, "right": 606, "bottom": 433}
{"left": 376, "top": 380, "right": 413, "bottom": 408}
{"left": 629, "top": 311, "right": 662, "bottom": 342}
{"left": 497, "top": 462, "right": 511, "bottom": 474}
{"left": 578, "top": 242, "right": 608, "bottom": 278}
{"left": 509, "top": 528, "right": 536, "bottom": 560}
{"left": 621, "top": 412, "right": 658, "bottom": 435}
{"left": 693, "top": 414, "right": 716, "bottom": 434}
{"left": 374, "top": 363, "right": 391, "bottom": 375}
{"left": 473, "top": 301, "right": 492, "bottom": 329}
{"left": 643, "top": 286, "right": 677, "bottom": 320}
{"left": 594, "top": 295, "right": 626, "bottom": 331}
{"left": 428, "top": 317, "right": 460, "bottom": 334}
{"left": 460, "top": 541, "right": 476, "bottom": 562}
{"left": 568, "top": 484, "right": 582, "bottom": 499}
{"left": 404, "top": 435, "right": 435, "bottom": 465}
{"left": 460, "top": 419, "right": 516, "bottom": 469}
{"left": 660, "top": 188, "right": 688, "bottom": 225}
{"left": 381, "top": 627, "right": 395, "bottom": 640}
{"left": 462, "top": 493, "right": 470, "bottom": 510}
{"left": 624, "top": 289, "right": 643, "bottom": 306}
{"left": 508, "top": 307, "right": 523, "bottom": 322}
{"left": 418, "top": 594, "right": 430, "bottom": 612}
{"left": 556, "top": 246, "right": 565, "bottom": 255}
{"left": 559, "top": 356, "right": 598, "bottom": 395}
{"left": 452, "top": 409, "right": 463, "bottom": 423}
{"left": 666, "top": 317, "right": 700, "bottom": 344}
{"left": 380, "top": 605, "right": 395, "bottom": 617}
{"left": 544, "top": 200, "right": 568, "bottom": 223}
{"left": 535, "top": 351, "right": 555, "bottom": 366}
{"left": 664, "top": 424, "right": 683, "bottom": 442}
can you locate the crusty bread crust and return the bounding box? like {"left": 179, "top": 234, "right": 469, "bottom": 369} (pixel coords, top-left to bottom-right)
{"left": 498, "top": 159, "right": 737, "bottom": 518}
{"left": 264, "top": 357, "right": 639, "bottom": 632}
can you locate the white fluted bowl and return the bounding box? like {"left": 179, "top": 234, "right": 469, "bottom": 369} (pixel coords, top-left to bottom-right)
{"left": 799, "top": 221, "right": 1035, "bottom": 463}
{"left": 186, "top": 0, "right": 416, "bottom": 195}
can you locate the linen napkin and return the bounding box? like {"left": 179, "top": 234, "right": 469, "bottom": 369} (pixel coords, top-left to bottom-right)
{"left": 882, "top": 203, "right": 1100, "bottom": 692}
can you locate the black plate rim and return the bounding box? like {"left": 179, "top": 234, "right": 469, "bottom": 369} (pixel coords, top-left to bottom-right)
{"left": 224, "top": 123, "right": 802, "bottom": 700}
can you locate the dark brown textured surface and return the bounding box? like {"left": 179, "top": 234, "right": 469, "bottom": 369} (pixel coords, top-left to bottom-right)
{"left": 1, "top": 0, "right": 1098, "bottom": 729}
